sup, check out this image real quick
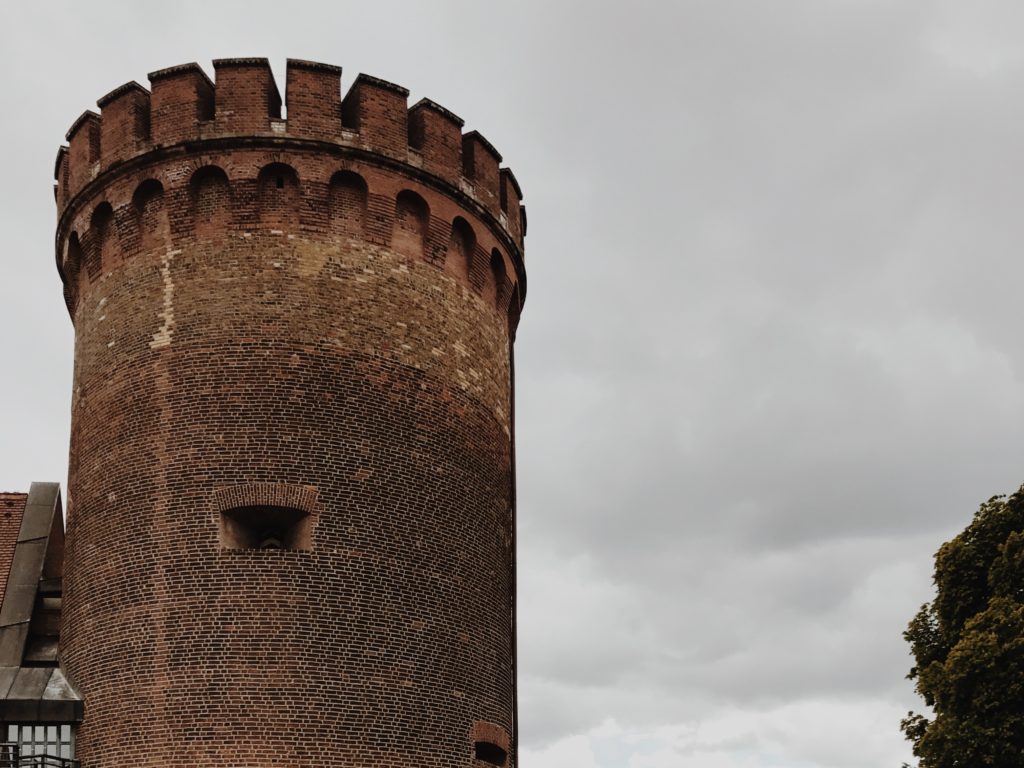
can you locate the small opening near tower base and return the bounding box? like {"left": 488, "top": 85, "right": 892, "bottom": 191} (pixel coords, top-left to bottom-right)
{"left": 474, "top": 741, "right": 507, "bottom": 766}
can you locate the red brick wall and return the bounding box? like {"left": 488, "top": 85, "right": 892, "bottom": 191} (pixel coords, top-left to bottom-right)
{"left": 0, "top": 493, "right": 27, "bottom": 605}
{"left": 55, "top": 60, "right": 524, "bottom": 767}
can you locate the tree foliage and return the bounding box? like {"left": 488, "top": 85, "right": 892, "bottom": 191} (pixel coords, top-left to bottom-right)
{"left": 903, "top": 488, "right": 1024, "bottom": 766}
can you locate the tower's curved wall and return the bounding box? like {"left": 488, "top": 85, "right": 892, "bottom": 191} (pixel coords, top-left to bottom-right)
{"left": 54, "top": 58, "right": 525, "bottom": 767}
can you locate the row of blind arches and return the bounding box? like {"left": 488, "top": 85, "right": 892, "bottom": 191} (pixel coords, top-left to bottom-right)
{"left": 66, "top": 164, "right": 515, "bottom": 311}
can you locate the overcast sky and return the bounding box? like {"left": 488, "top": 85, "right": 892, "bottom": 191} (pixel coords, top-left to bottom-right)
{"left": 4, "top": 2, "right": 1024, "bottom": 766}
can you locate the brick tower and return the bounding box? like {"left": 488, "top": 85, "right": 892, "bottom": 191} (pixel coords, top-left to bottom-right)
{"left": 52, "top": 58, "right": 525, "bottom": 767}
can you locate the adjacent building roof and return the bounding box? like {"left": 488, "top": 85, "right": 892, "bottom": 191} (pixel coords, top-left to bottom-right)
{"left": 0, "top": 494, "right": 28, "bottom": 607}
{"left": 0, "top": 483, "right": 82, "bottom": 722}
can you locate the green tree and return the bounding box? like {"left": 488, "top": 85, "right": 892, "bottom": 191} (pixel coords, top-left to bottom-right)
{"left": 903, "top": 487, "right": 1024, "bottom": 766}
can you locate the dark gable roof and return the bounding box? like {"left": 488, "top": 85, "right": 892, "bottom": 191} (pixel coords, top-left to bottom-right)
{"left": 0, "top": 483, "right": 81, "bottom": 722}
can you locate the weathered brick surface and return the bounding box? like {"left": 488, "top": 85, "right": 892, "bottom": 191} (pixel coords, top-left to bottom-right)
{"left": 54, "top": 59, "right": 524, "bottom": 767}
{"left": 212, "top": 58, "right": 282, "bottom": 134}
{"left": 98, "top": 82, "right": 151, "bottom": 170}
{"left": 409, "top": 100, "right": 464, "bottom": 187}
{"left": 0, "top": 493, "right": 27, "bottom": 604}
{"left": 148, "top": 64, "right": 215, "bottom": 146}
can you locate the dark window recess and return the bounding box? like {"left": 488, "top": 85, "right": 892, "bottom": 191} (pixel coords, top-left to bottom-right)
{"left": 474, "top": 741, "right": 507, "bottom": 766}
{"left": 220, "top": 505, "right": 312, "bottom": 551}
{"left": 276, "top": 175, "right": 284, "bottom": 189}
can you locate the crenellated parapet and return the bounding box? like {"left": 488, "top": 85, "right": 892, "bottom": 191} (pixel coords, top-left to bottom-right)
{"left": 54, "top": 60, "right": 526, "bottom": 294}
{"left": 55, "top": 58, "right": 526, "bottom": 768}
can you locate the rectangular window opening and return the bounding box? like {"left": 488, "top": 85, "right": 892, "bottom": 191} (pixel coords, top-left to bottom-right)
{"left": 219, "top": 505, "right": 312, "bottom": 551}
{"left": 3, "top": 722, "right": 75, "bottom": 763}
{"left": 474, "top": 741, "right": 507, "bottom": 766}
